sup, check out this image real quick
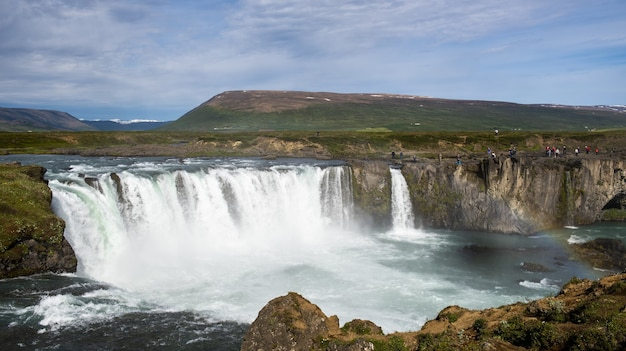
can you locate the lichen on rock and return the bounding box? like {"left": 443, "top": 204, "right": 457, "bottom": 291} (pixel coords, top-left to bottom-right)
{"left": 0, "top": 162, "right": 77, "bottom": 278}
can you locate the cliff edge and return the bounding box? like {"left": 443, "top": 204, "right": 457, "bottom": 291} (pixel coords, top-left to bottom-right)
{"left": 350, "top": 155, "right": 626, "bottom": 234}
{"left": 0, "top": 163, "right": 76, "bottom": 278}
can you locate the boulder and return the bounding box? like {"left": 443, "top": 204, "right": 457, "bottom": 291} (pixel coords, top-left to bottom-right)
{"left": 570, "top": 238, "right": 626, "bottom": 271}
{"left": 240, "top": 292, "right": 341, "bottom": 351}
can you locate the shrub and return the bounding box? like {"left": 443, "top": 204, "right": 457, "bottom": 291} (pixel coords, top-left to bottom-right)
{"left": 472, "top": 318, "right": 488, "bottom": 337}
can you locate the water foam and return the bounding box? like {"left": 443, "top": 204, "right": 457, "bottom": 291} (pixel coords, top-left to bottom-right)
{"left": 40, "top": 158, "right": 592, "bottom": 333}
{"left": 390, "top": 168, "right": 415, "bottom": 231}
{"left": 50, "top": 164, "right": 368, "bottom": 325}
{"left": 519, "top": 278, "right": 561, "bottom": 292}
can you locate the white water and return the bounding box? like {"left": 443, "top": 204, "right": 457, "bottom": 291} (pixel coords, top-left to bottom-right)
{"left": 26, "top": 156, "right": 603, "bottom": 334}
{"left": 390, "top": 168, "right": 415, "bottom": 231}
{"left": 51, "top": 161, "right": 397, "bottom": 327}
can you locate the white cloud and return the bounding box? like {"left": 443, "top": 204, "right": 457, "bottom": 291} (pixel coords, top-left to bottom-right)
{"left": 0, "top": 0, "right": 624, "bottom": 120}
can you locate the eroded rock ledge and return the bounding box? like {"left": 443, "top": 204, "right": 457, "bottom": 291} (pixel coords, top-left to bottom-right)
{"left": 0, "top": 162, "right": 77, "bottom": 279}
{"left": 243, "top": 273, "right": 626, "bottom": 351}
{"left": 350, "top": 156, "right": 626, "bottom": 234}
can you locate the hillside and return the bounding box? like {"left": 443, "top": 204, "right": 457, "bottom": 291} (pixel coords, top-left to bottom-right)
{"left": 163, "top": 90, "right": 626, "bottom": 132}
{"left": 0, "top": 107, "right": 95, "bottom": 132}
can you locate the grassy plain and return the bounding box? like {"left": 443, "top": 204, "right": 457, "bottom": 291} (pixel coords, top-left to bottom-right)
{"left": 1, "top": 130, "right": 626, "bottom": 160}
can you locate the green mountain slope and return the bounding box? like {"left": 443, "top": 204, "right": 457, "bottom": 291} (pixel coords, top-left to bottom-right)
{"left": 0, "top": 108, "right": 95, "bottom": 132}
{"left": 163, "top": 90, "right": 626, "bottom": 132}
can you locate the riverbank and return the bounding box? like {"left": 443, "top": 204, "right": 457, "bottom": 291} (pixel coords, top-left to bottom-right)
{"left": 243, "top": 272, "right": 626, "bottom": 351}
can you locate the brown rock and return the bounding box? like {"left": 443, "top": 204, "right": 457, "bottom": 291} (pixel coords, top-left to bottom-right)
{"left": 240, "top": 292, "right": 341, "bottom": 351}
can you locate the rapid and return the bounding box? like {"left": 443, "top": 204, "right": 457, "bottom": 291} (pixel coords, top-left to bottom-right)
{"left": 1, "top": 155, "right": 623, "bottom": 350}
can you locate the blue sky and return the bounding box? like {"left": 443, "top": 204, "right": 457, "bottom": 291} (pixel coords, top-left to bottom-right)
{"left": 1, "top": 0, "right": 624, "bottom": 121}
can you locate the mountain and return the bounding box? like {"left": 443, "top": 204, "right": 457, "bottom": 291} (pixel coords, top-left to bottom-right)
{"left": 162, "top": 90, "right": 626, "bottom": 132}
{"left": 0, "top": 107, "right": 170, "bottom": 131}
{"left": 0, "top": 107, "right": 95, "bottom": 132}
{"left": 82, "top": 119, "right": 170, "bottom": 131}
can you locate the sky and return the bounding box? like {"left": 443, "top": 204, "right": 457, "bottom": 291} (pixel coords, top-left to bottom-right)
{"left": 0, "top": 0, "right": 625, "bottom": 122}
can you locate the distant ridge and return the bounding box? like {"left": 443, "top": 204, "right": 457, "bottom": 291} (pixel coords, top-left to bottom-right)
{"left": 164, "top": 90, "right": 626, "bottom": 132}
{"left": 82, "top": 120, "right": 169, "bottom": 131}
{"left": 0, "top": 107, "right": 94, "bottom": 132}
{"left": 0, "top": 107, "right": 170, "bottom": 131}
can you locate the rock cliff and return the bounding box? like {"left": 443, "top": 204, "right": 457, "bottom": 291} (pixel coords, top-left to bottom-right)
{"left": 350, "top": 155, "right": 626, "bottom": 234}
{"left": 0, "top": 163, "right": 77, "bottom": 278}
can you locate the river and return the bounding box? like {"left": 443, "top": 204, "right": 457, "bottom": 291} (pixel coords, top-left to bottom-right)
{"left": 1, "top": 155, "right": 624, "bottom": 350}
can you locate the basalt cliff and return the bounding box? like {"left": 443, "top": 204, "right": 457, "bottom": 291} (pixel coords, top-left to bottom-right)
{"left": 350, "top": 154, "right": 626, "bottom": 234}
{"left": 0, "top": 153, "right": 624, "bottom": 278}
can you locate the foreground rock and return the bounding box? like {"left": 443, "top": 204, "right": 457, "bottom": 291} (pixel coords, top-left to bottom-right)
{"left": 244, "top": 273, "right": 626, "bottom": 350}
{"left": 0, "top": 163, "right": 76, "bottom": 278}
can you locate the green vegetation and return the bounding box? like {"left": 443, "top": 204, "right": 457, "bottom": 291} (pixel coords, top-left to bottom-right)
{"left": 369, "top": 336, "right": 409, "bottom": 351}
{"left": 0, "top": 163, "right": 66, "bottom": 277}
{"left": 412, "top": 275, "right": 626, "bottom": 351}
{"left": 164, "top": 94, "right": 626, "bottom": 132}
{"left": 602, "top": 209, "right": 626, "bottom": 221}
{"left": 1, "top": 130, "right": 625, "bottom": 160}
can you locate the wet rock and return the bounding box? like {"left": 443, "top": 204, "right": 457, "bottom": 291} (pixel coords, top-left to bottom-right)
{"left": 570, "top": 238, "right": 626, "bottom": 271}
{"left": 520, "top": 262, "right": 553, "bottom": 273}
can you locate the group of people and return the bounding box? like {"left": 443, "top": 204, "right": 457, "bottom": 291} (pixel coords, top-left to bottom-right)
{"left": 546, "top": 145, "right": 600, "bottom": 157}
{"left": 391, "top": 151, "right": 417, "bottom": 162}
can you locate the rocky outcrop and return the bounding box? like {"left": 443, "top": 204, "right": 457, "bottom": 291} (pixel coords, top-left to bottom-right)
{"left": 569, "top": 238, "right": 626, "bottom": 271}
{"left": 245, "top": 273, "right": 626, "bottom": 351}
{"left": 240, "top": 292, "right": 342, "bottom": 351}
{"left": 241, "top": 292, "right": 399, "bottom": 351}
{"left": 0, "top": 163, "right": 77, "bottom": 278}
{"left": 349, "top": 160, "right": 392, "bottom": 230}
{"left": 349, "top": 156, "right": 626, "bottom": 234}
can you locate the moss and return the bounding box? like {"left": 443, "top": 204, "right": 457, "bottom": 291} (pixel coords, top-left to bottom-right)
{"left": 0, "top": 163, "right": 69, "bottom": 277}
{"left": 349, "top": 162, "right": 392, "bottom": 228}
{"left": 602, "top": 208, "right": 626, "bottom": 221}
{"left": 494, "top": 315, "right": 566, "bottom": 349}
{"left": 408, "top": 171, "right": 461, "bottom": 227}
{"left": 370, "top": 336, "right": 408, "bottom": 351}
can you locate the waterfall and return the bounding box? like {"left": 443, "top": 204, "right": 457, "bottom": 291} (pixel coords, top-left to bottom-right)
{"left": 49, "top": 164, "right": 354, "bottom": 285}
{"left": 390, "top": 167, "right": 415, "bottom": 230}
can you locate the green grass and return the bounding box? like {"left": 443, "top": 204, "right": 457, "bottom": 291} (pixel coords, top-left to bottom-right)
{"left": 1, "top": 130, "right": 626, "bottom": 160}
{"left": 163, "top": 99, "right": 626, "bottom": 132}
{"left": 0, "top": 164, "right": 64, "bottom": 253}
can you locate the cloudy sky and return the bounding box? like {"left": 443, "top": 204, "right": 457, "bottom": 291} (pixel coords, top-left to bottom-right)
{"left": 1, "top": 0, "right": 625, "bottom": 121}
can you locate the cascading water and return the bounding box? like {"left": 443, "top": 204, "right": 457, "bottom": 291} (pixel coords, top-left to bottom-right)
{"left": 0, "top": 155, "right": 613, "bottom": 350}
{"left": 52, "top": 162, "right": 353, "bottom": 284}
{"left": 390, "top": 167, "right": 415, "bottom": 231}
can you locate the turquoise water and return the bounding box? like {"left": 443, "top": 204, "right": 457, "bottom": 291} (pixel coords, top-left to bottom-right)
{"left": 0, "top": 155, "right": 623, "bottom": 350}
